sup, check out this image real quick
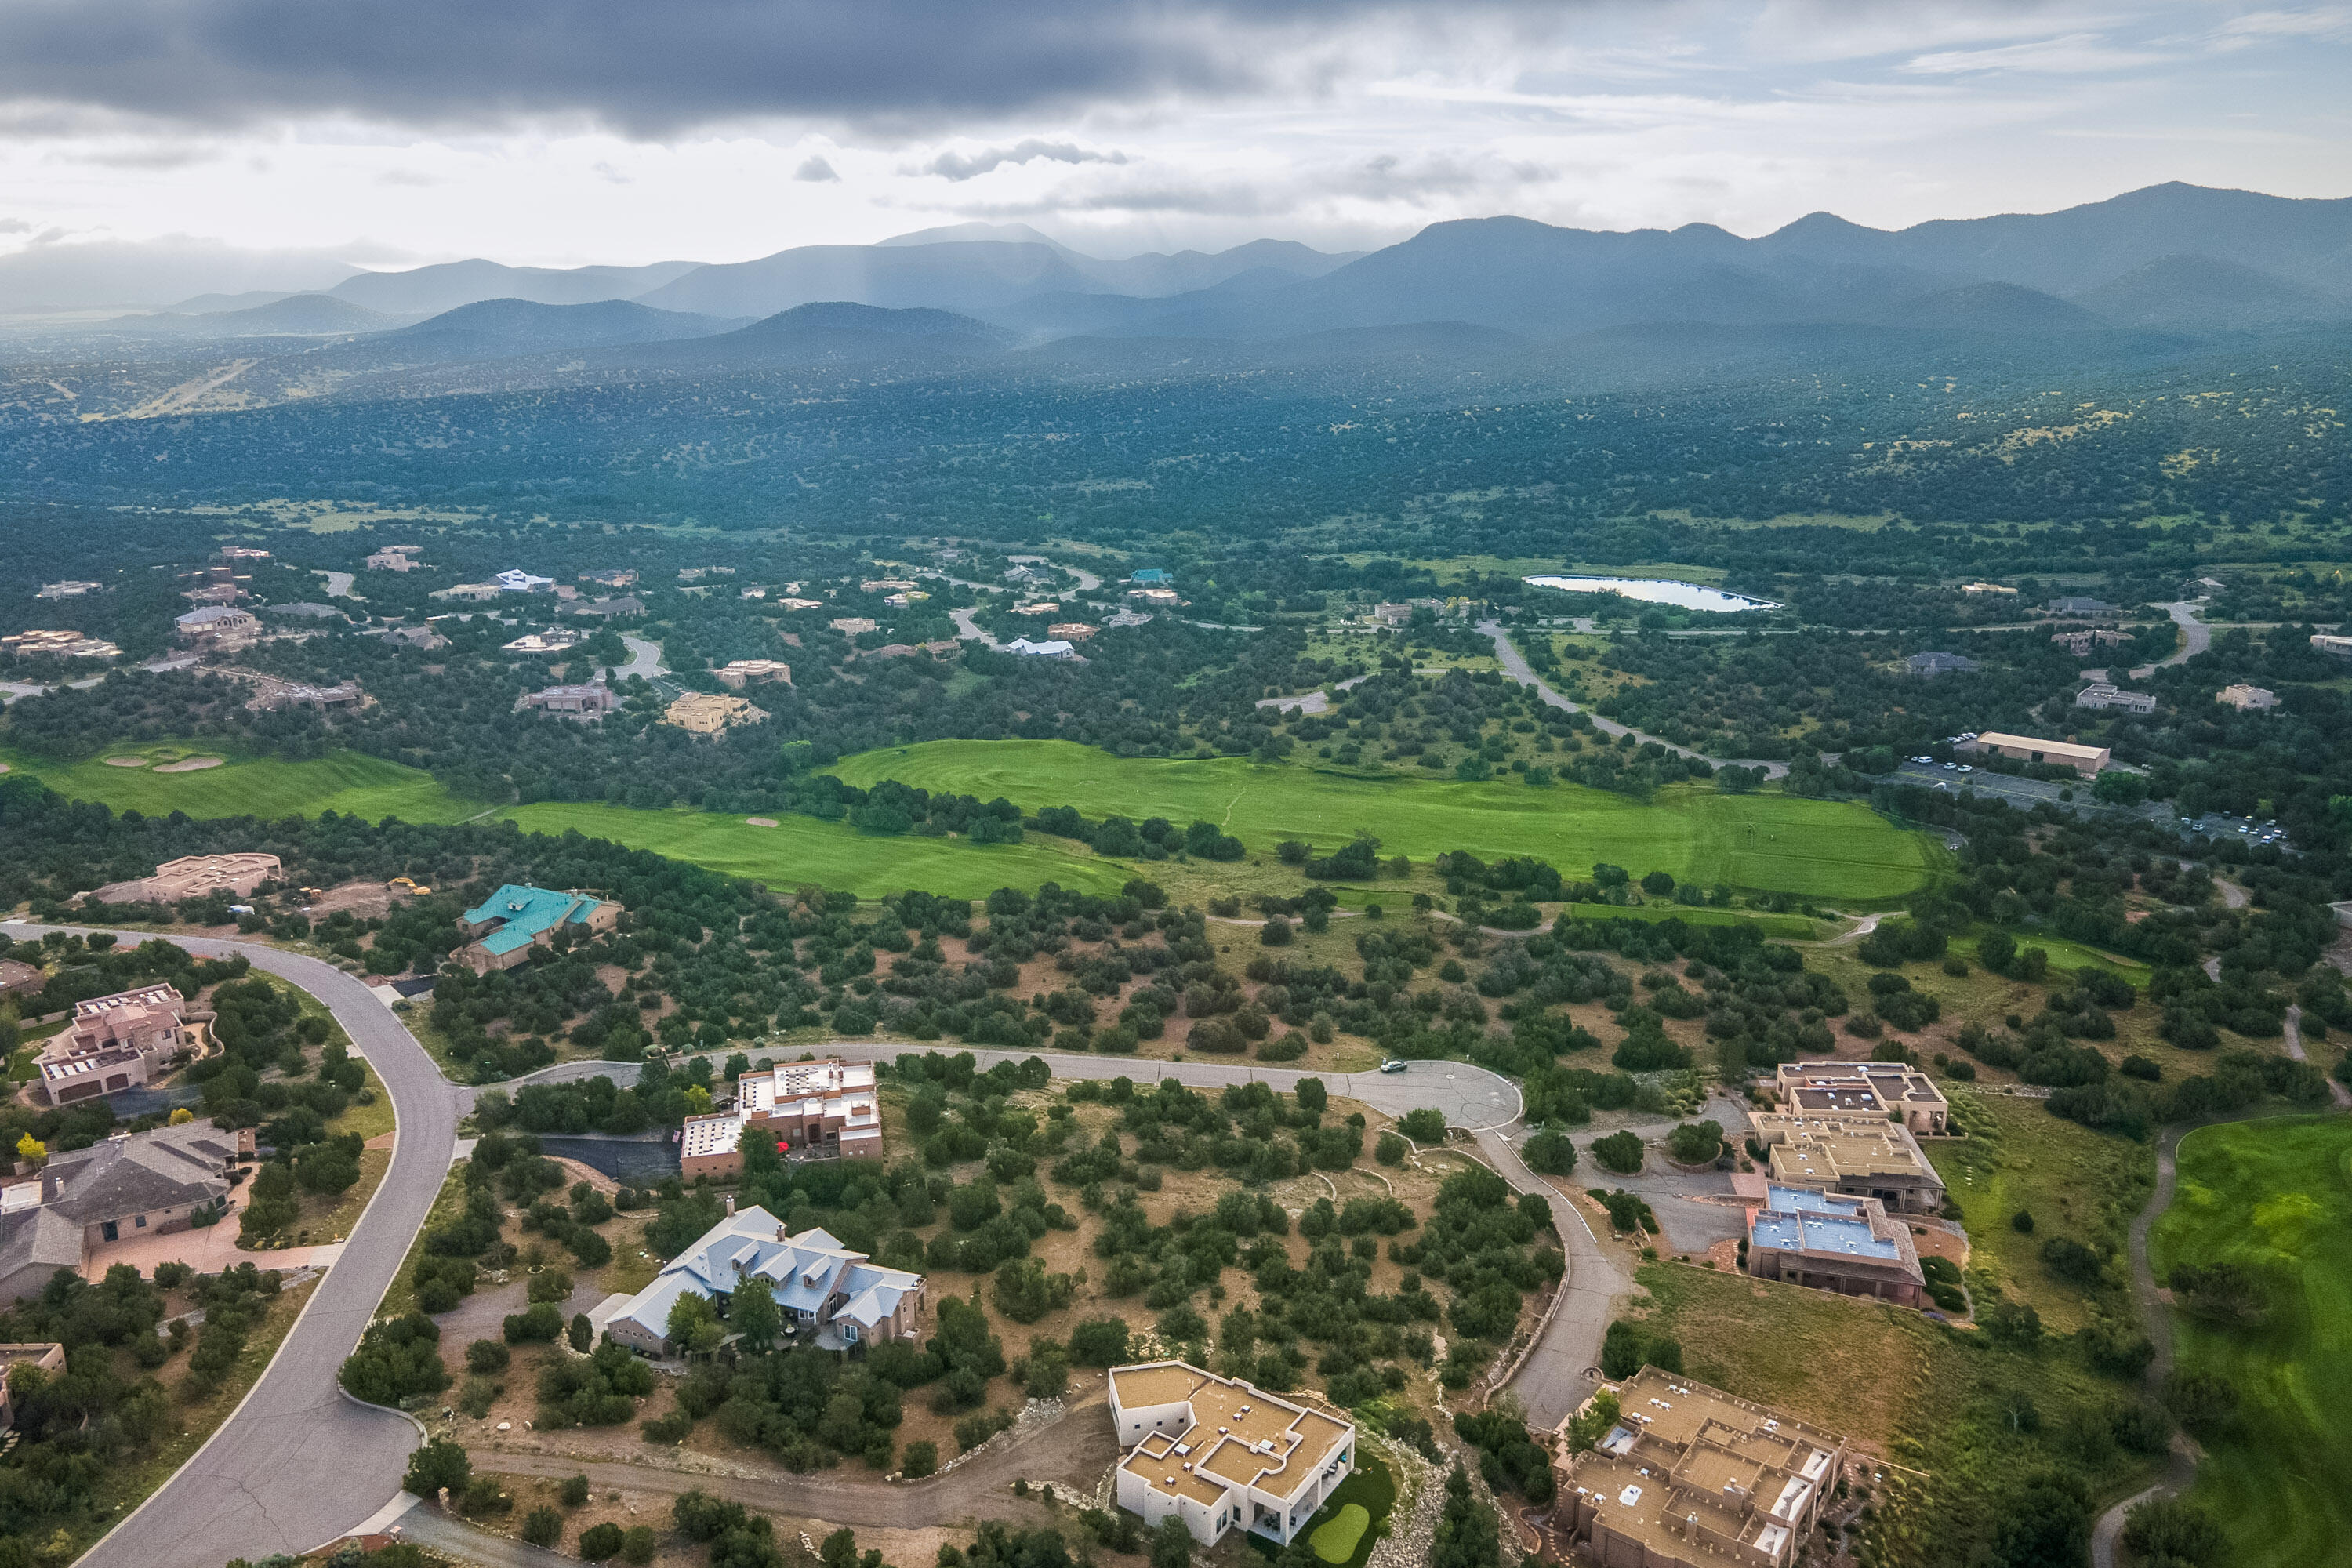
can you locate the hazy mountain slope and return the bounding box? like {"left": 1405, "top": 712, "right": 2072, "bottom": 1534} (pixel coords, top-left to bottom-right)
{"left": 98, "top": 292, "right": 400, "bottom": 335}
{"left": 2072, "top": 253, "right": 2347, "bottom": 330}
{"left": 329, "top": 259, "right": 705, "bottom": 315}
{"left": 592, "top": 300, "right": 1014, "bottom": 371}
{"left": 375, "top": 298, "right": 742, "bottom": 358}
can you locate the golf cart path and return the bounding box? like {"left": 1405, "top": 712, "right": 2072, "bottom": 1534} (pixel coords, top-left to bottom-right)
{"left": 1475, "top": 620, "right": 1791, "bottom": 780}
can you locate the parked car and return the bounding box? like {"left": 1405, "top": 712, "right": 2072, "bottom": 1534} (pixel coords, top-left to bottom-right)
{"left": 1378, "top": 1059, "right": 1408, "bottom": 1073}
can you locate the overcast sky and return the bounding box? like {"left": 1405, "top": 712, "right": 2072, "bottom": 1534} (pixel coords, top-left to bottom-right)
{"left": 1, "top": 0, "right": 2347, "bottom": 272}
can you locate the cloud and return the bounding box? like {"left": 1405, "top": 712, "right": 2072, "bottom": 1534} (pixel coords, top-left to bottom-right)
{"left": 0, "top": 0, "right": 1541, "bottom": 136}
{"left": 0, "top": 217, "right": 31, "bottom": 234}
{"left": 1899, "top": 32, "right": 2171, "bottom": 75}
{"left": 793, "top": 155, "right": 840, "bottom": 182}
{"left": 922, "top": 140, "right": 1128, "bottom": 180}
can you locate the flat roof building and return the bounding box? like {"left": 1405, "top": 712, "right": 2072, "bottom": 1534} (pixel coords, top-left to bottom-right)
{"left": 663, "top": 692, "right": 767, "bottom": 734}
{"left": 2216, "top": 684, "right": 2278, "bottom": 712}
{"left": 174, "top": 605, "right": 258, "bottom": 644}
{"left": 2075, "top": 682, "right": 2156, "bottom": 715}
{"left": 1957, "top": 731, "right": 2107, "bottom": 775}
{"left": 132, "top": 852, "right": 281, "bottom": 902}
{"left": 454, "top": 884, "right": 622, "bottom": 975}
{"left": 1746, "top": 1185, "right": 1925, "bottom": 1306}
{"left": 520, "top": 682, "right": 619, "bottom": 717}
{"left": 501, "top": 628, "right": 587, "bottom": 656}
{"left": 679, "top": 1058, "right": 882, "bottom": 1178}
{"left": 1111, "top": 1361, "right": 1356, "bottom": 1548}
{"left": 714, "top": 659, "right": 793, "bottom": 689}
{"left": 1770, "top": 1060, "right": 1949, "bottom": 1136}
{"left": 1552, "top": 1367, "right": 1850, "bottom": 1568}
{"left": 589, "top": 1207, "right": 923, "bottom": 1356}
{"left": 1, "top": 630, "right": 122, "bottom": 660}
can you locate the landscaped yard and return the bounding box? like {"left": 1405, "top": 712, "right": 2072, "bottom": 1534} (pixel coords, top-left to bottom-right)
{"left": 1272, "top": 1454, "right": 1395, "bottom": 1568}
{"left": 2150, "top": 1115, "right": 2352, "bottom": 1568}
{"left": 829, "top": 739, "right": 1938, "bottom": 902}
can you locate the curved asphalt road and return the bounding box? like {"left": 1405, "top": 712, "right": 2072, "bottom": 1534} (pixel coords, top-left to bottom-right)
{"left": 5, "top": 922, "right": 463, "bottom": 1568}
{"left": 1475, "top": 620, "right": 1791, "bottom": 780}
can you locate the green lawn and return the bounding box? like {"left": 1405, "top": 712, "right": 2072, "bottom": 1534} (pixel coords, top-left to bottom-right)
{"left": 0, "top": 741, "right": 476, "bottom": 824}
{"left": 496, "top": 800, "right": 1134, "bottom": 900}
{"left": 1310, "top": 1504, "right": 1369, "bottom": 1565}
{"left": 2150, "top": 1116, "right": 2352, "bottom": 1567}
{"left": 829, "top": 740, "right": 1937, "bottom": 902}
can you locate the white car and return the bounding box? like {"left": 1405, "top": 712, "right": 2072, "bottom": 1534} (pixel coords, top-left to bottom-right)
{"left": 1942, "top": 762, "right": 1957, "bottom": 771}
{"left": 1958, "top": 765, "right": 1974, "bottom": 774}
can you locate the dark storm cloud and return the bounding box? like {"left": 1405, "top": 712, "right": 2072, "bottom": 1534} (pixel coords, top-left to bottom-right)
{"left": 0, "top": 0, "right": 1517, "bottom": 134}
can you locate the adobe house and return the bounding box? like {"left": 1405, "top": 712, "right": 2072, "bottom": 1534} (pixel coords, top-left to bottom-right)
{"left": 36, "top": 985, "right": 212, "bottom": 1106}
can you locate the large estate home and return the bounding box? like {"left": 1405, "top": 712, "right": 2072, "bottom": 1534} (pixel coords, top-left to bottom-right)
{"left": 1745, "top": 1185, "right": 1926, "bottom": 1306}
{"left": 452, "top": 884, "right": 622, "bottom": 974}
{"left": 1769, "top": 1062, "right": 1948, "bottom": 1136}
{"left": 590, "top": 1205, "right": 924, "bottom": 1356}
{"left": 679, "top": 1059, "right": 882, "bottom": 1178}
{"left": 1110, "top": 1360, "right": 1356, "bottom": 1548}
{"left": 0, "top": 1123, "right": 249, "bottom": 1302}
{"left": 1553, "top": 1367, "right": 1849, "bottom": 1568}
{"left": 36, "top": 985, "right": 211, "bottom": 1105}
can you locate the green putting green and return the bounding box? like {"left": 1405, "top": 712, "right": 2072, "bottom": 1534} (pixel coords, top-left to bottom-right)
{"left": 2150, "top": 1116, "right": 2352, "bottom": 1566}
{"left": 831, "top": 739, "right": 1937, "bottom": 901}
{"left": 1309, "top": 1504, "right": 1369, "bottom": 1564}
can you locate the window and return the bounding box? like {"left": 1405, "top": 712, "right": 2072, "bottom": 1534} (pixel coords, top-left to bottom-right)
{"left": 135, "top": 1215, "right": 147, "bottom": 1228}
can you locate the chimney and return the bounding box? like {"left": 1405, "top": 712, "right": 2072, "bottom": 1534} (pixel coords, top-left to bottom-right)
{"left": 723, "top": 1193, "right": 736, "bottom": 1217}
{"left": 40, "top": 1167, "right": 60, "bottom": 1203}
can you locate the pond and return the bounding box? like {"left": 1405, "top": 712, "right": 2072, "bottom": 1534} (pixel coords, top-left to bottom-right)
{"left": 1523, "top": 575, "right": 1780, "bottom": 612}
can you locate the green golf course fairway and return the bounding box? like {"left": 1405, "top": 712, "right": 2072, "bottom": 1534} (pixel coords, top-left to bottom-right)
{"left": 0, "top": 742, "right": 477, "bottom": 824}
{"left": 497, "top": 801, "right": 1133, "bottom": 900}
{"left": 2149, "top": 1116, "right": 2352, "bottom": 1566}
{"left": 831, "top": 740, "right": 1936, "bottom": 901}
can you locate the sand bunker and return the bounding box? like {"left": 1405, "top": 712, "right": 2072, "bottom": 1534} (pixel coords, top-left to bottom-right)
{"left": 744, "top": 816, "right": 779, "bottom": 827}
{"left": 104, "top": 756, "right": 150, "bottom": 768}
{"left": 154, "top": 757, "right": 225, "bottom": 773}
{"left": 0, "top": 761, "right": 9, "bottom": 774}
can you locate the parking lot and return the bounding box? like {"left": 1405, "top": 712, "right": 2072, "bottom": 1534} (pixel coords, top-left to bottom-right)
{"left": 1891, "top": 759, "right": 2077, "bottom": 809}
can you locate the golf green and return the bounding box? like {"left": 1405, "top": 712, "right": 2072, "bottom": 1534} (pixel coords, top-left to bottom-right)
{"left": 2149, "top": 1116, "right": 2352, "bottom": 1566}
{"left": 831, "top": 740, "right": 1936, "bottom": 901}
{"left": 0, "top": 742, "right": 477, "bottom": 824}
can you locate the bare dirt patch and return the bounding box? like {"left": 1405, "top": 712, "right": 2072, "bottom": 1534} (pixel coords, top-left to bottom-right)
{"left": 154, "top": 757, "right": 225, "bottom": 773}
{"left": 305, "top": 878, "right": 394, "bottom": 918}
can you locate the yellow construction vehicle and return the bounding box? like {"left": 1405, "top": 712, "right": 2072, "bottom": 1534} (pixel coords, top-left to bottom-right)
{"left": 387, "top": 876, "right": 433, "bottom": 895}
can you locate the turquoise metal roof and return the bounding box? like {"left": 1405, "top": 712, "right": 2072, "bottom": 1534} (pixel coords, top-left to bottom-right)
{"left": 463, "top": 884, "right": 594, "bottom": 956}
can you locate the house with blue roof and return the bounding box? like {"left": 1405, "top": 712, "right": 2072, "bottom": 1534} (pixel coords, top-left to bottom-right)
{"left": 589, "top": 1203, "right": 925, "bottom": 1356}
{"left": 452, "top": 884, "right": 622, "bottom": 974}
{"left": 1744, "top": 1185, "right": 1923, "bottom": 1306}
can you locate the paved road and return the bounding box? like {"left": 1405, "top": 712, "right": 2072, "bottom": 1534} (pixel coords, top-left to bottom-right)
{"left": 1007, "top": 554, "right": 1103, "bottom": 593}
{"left": 2128, "top": 601, "right": 2210, "bottom": 681}
{"left": 615, "top": 635, "right": 667, "bottom": 682}
{"left": 5, "top": 922, "right": 463, "bottom": 1568}
{"left": 949, "top": 606, "right": 1002, "bottom": 649}
{"left": 1475, "top": 620, "right": 1791, "bottom": 780}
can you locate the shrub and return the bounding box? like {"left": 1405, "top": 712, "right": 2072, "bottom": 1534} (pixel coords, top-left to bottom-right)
{"left": 902, "top": 1439, "right": 938, "bottom": 1478}
{"left": 402, "top": 1439, "right": 471, "bottom": 1497}
{"left": 1522, "top": 1127, "right": 1577, "bottom": 1174}
{"left": 521, "top": 1508, "right": 564, "bottom": 1548}
{"left": 339, "top": 1313, "right": 450, "bottom": 1406}
{"left": 466, "top": 1339, "right": 511, "bottom": 1375}
{"left": 1666, "top": 1120, "right": 1722, "bottom": 1165}
{"left": 1397, "top": 1108, "right": 1448, "bottom": 1142}
{"left": 504, "top": 1302, "right": 564, "bottom": 1344}
{"left": 1069, "top": 1317, "right": 1130, "bottom": 1367}
{"left": 1590, "top": 1131, "right": 1644, "bottom": 1174}
{"left": 619, "top": 1526, "right": 657, "bottom": 1565}
{"left": 579, "top": 1523, "right": 625, "bottom": 1561}
{"left": 560, "top": 1474, "right": 590, "bottom": 1508}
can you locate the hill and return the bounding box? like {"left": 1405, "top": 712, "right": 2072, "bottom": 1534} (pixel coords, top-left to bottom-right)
{"left": 328, "top": 258, "right": 705, "bottom": 316}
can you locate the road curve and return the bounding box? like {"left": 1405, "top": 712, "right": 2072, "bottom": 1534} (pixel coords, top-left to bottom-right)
{"left": 5, "top": 923, "right": 463, "bottom": 1568}
{"left": 1474, "top": 621, "right": 1791, "bottom": 780}
{"left": 2127, "top": 601, "right": 2211, "bottom": 681}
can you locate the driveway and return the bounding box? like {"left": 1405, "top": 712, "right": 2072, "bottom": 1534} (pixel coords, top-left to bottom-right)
{"left": 615, "top": 635, "right": 667, "bottom": 682}
{"left": 5, "top": 922, "right": 463, "bottom": 1568}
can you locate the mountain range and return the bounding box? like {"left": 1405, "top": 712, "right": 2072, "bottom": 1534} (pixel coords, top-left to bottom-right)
{"left": 9, "top": 183, "right": 2340, "bottom": 343}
